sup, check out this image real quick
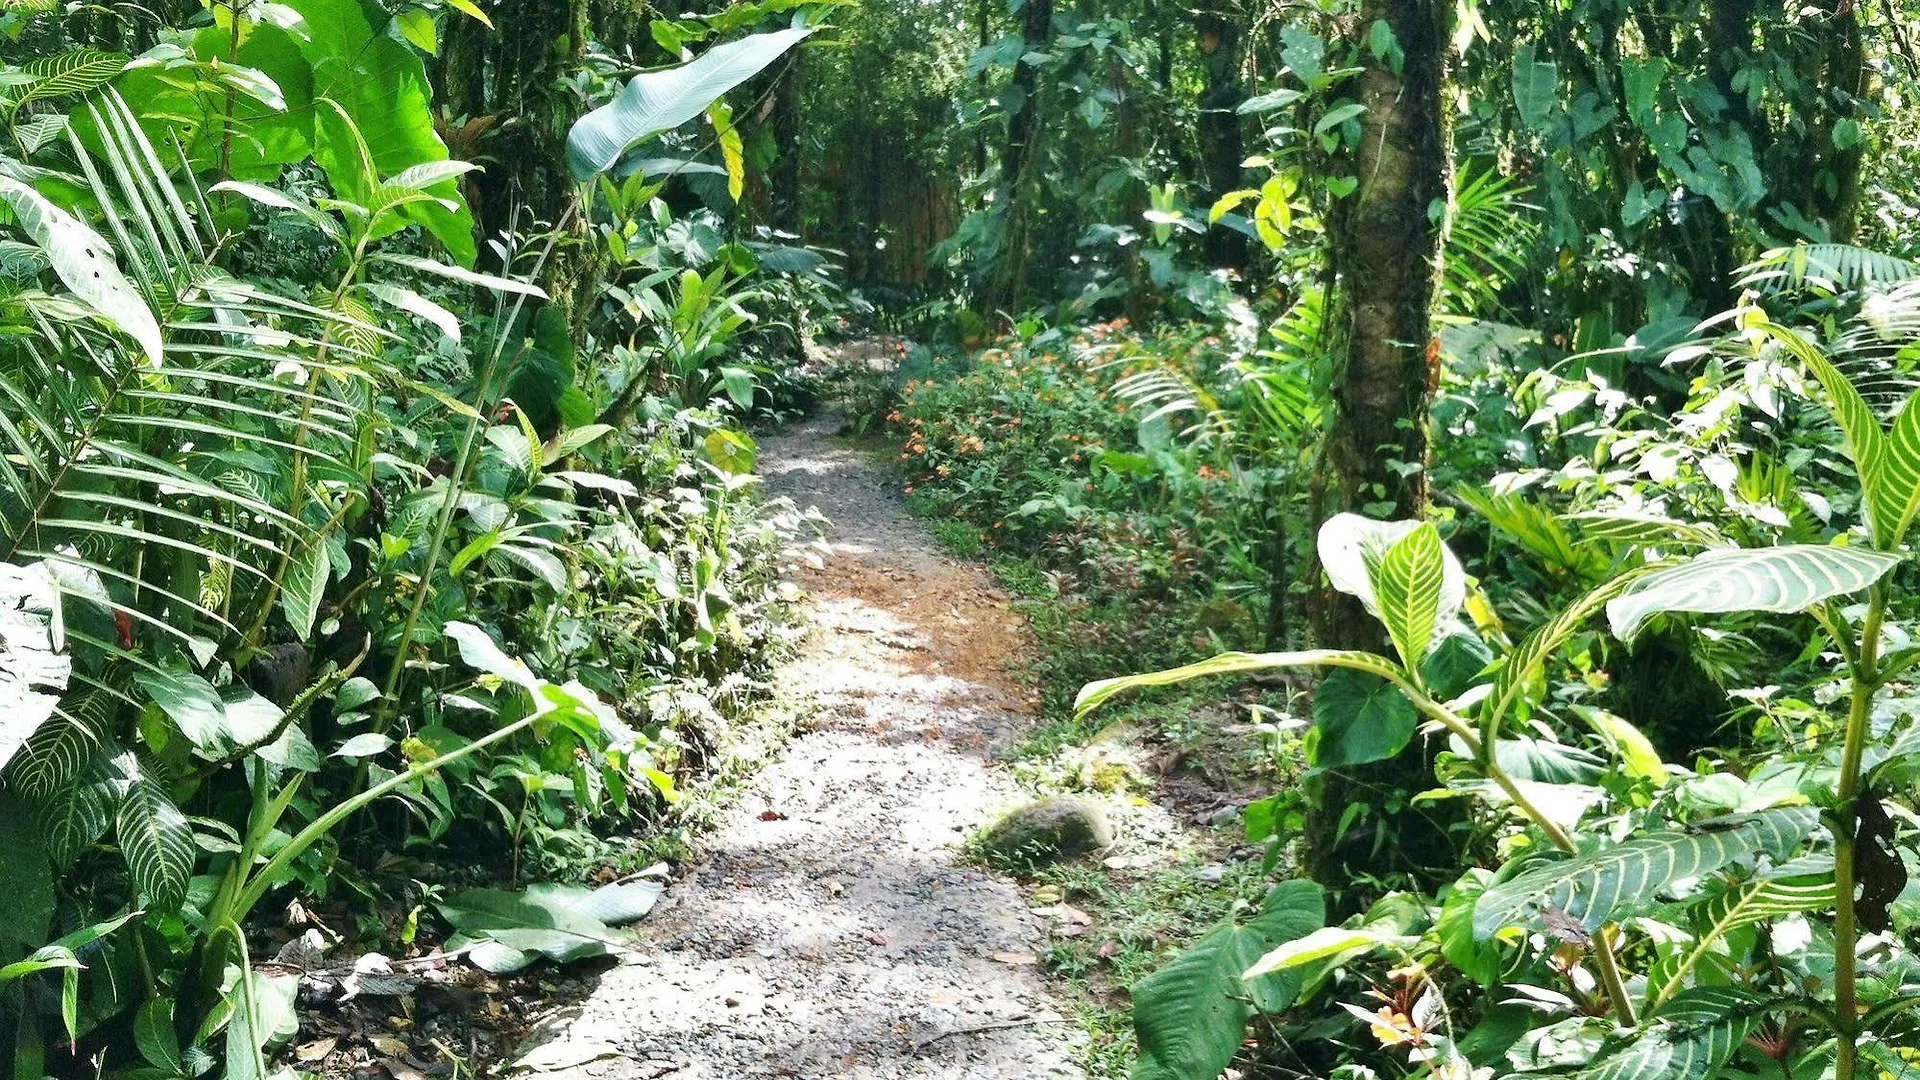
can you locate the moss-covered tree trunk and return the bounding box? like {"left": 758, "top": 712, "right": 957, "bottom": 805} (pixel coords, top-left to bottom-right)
{"left": 984, "top": 0, "right": 1053, "bottom": 315}
{"left": 1196, "top": 9, "right": 1247, "bottom": 272}
{"left": 1304, "top": 0, "right": 1453, "bottom": 907}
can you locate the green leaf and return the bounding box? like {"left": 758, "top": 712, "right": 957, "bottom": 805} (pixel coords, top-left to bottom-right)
{"left": 1756, "top": 320, "right": 1898, "bottom": 542}
{"left": 360, "top": 281, "right": 461, "bottom": 341}
{"left": 1131, "top": 881, "right": 1323, "bottom": 1080}
{"left": 1439, "top": 869, "right": 1503, "bottom": 985}
{"left": 1312, "top": 668, "right": 1418, "bottom": 769}
{"left": 707, "top": 100, "right": 745, "bottom": 201}
{"left": 1313, "top": 102, "right": 1366, "bottom": 135}
{"left": 280, "top": 541, "right": 327, "bottom": 642}
{"left": 1319, "top": 514, "right": 1466, "bottom": 646}
{"left": 1076, "top": 649, "right": 1404, "bottom": 718}
{"left": 567, "top": 27, "right": 813, "bottom": 180}
{"left": 332, "top": 733, "right": 393, "bottom": 759}
{"left": 394, "top": 9, "right": 438, "bottom": 54}
{"left": 20, "top": 49, "right": 128, "bottom": 103}
{"left": 0, "top": 175, "right": 163, "bottom": 363}
{"left": 134, "top": 667, "right": 227, "bottom": 750}
{"left": 443, "top": 621, "right": 541, "bottom": 691}
{"left": 436, "top": 886, "right": 621, "bottom": 972}
{"left": 1575, "top": 988, "right": 1762, "bottom": 1080}
{"left": 1605, "top": 545, "right": 1901, "bottom": 643}
{"left": 135, "top": 998, "right": 182, "bottom": 1073}
{"left": 117, "top": 778, "right": 194, "bottom": 914}
{"left": 1472, "top": 807, "right": 1819, "bottom": 939}
{"left": 1241, "top": 925, "right": 1403, "bottom": 979}
{"left": 1512, "top": 43, "right": 1559, "bottom": 133}
{"left": 1372, "top": 523, "right": 1449, "bottom": 668}
{"left": 34, "top": 753, "right": 117, "bottom": 867}
{"left": 0, "top": 800, "right": 54, "bottom": 953}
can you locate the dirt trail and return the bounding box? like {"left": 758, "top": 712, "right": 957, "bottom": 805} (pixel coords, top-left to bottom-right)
{"left": 527, "top": 411, "right": 1087, "bottom": 1079}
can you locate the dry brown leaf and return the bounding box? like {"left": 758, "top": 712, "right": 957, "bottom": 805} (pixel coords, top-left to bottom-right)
{"left": 295, "top": 1037, "right": 337, "bottom": 1063}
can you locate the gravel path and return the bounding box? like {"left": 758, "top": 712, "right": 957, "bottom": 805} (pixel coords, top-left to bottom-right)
{"left": 524, "top": 412, "right": 1087, "bottom": 1079}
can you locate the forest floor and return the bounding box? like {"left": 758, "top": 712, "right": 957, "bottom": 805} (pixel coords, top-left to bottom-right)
{"left": 517, "top": 406, "right": 1090, "bottom": 1078}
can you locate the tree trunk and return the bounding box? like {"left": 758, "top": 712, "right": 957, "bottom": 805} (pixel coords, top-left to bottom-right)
{"left": 771, "top": 52, "right": 805, "bottom": 236}
{"left": 1196, "top": 9, "right": 1248, "bottom": 272}
{"left": 478, "top": 0, "right": 598, "bottom": 322}
{"left": 1305, "top": 0, "right": 1453, "bottom": 909}
{"left": 984, "top": 0, "right": 1053, "bottom": 314}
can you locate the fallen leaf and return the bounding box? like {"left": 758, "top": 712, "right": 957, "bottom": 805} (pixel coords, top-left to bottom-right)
{"left": 295, "top": 1037, "right": 337, "bottom": 1063}
{"left": 384, "top": 1060, "right": 431, "bottom": 1080}
{"left": 513, "top": 1039, "right": 629, "bottom": 1072}
{"left": 759, "top": 809, "right": 788, "bottom": 821}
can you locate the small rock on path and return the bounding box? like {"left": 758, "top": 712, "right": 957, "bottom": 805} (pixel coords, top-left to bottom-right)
{"left": 521, "top": 411, "right": 1087, "bottom": 1079}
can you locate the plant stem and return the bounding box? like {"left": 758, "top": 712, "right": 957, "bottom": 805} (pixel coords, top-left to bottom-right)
{"left": 233, "top": 710, "right": 538, "bottom": 917}
{"left": 1393, "top": 678, "right": 1640, "bottom": 1025}
{"left": 1833, "top": 585, "right": 1885, "bottom": 1080}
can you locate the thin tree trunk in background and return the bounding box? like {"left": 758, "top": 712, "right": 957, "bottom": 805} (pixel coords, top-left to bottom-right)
{"left": 1822, "top": 3, "right": 1869, "bottom": 240}
{"left": 1196, "top": 9, "right": 1247, "bottom": 272}
{"left": 1305, "top": 0, "right": 1453, "bottom": 907}
{"left": 480, "top": 0, "right": 597, "bottom": 322}
{"left": 772, "top": 52, "right": 806, "bottom": 236}
{"left": 985, "top": 0, "right": 1053, "bottom": 314}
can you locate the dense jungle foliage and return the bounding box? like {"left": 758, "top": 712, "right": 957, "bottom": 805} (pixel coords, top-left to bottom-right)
{"left": 6, "top": 0, "right": 1920, "bottom": 1077}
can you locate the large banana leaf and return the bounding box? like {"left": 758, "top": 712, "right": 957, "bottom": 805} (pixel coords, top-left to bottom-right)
{"left": 1473, "top": 807, "right": 1819, "bottom": 939}
{"left": 567, "top": 27, "right": 813, "bottom": 181}
{"left": 1606, "top": 544, "right": 1901, "bottom": 643}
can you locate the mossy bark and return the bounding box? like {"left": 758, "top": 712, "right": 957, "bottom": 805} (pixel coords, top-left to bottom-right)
{"left": 1305, "top": 0, "right": 1455, "bottom": 909}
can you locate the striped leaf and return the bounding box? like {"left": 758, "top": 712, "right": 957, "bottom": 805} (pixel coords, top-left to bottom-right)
{"left": 1319, "top": 513, "right": 1466, "bottom": 646}
{"left": 1576, "top": 988, "right": 1763, "bottom": 1080}
{"left": 1606, "top": 545, "right": 1901, "bottom": 643}
{"left": 116, "top": 776, "right": 193, "bottom": 914}
{"left": 1561, "top": 511, "right": 1726, "bottom": 549}
{"left": 1759, "top": 320, "right": 1895, "bottom": 541}
{"left": 1488, "top": 566, "right": 1665, "bottom": 730}
{"left": 1076, "top": 649, "right": 1404, "bottom": 718}
{"left": 20, "top": 49, "right": 128, "bottom": 104}
{"left": 1372, "top": 523, "right": 1449, "bottom": 669}
{"left": 35, "top": 753, "right": 119, "bottom": 867}
{"left": 1472, "top": 807, "right": 1819, "bottom": 939}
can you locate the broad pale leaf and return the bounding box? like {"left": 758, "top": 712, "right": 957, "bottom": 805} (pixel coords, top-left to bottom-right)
{"left": 1606, "top": 545, "right": 1901, "bottom": 643}
{"left": 566, "top": 28, "right": 812, "bottom": 180}
{"left": 0, "top": 175, "right": 162, "bottom": 363}
{"left": 0, "top": 562, "right": 69, "bottom": 774}
{"left": 1472, "top": 807, "right": 1818, "bottom": 939}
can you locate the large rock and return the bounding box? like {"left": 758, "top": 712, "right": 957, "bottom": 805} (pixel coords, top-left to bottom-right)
{"left": 979, "top": 796, "right": 1114, "bottom": 867}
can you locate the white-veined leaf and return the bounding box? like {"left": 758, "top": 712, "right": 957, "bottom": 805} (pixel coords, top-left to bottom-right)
{"left": 1472, "top": 807, "right": 1819, "bottom": 939}
{"left": 1605, "top": 545, "right": 1901, "bottom": 643}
